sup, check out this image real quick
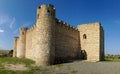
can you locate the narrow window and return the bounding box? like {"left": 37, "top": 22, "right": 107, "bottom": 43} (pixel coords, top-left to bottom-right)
{"left": 22, "top": 32, "right": 24, "bottom": 35}
{"left": 83, "top": 34, "right": 87, "bottom": 39}
{"left": 47, "top": 10, "right": 50, "bottom": 15}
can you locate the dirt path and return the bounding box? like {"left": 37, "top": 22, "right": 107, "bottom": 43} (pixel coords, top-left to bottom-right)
{"left": 3, "top": 63, "right": 28, "bottom": 71}
{"left": 35, "top": 61, "right": 120, "bottom": 74}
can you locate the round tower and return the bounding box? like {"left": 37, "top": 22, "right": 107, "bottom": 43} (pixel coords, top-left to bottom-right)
{"left": 34, "top": 4, "right": 56, "bottom": 66}
{"left": 17, "top": 28, "right": 27, "bottom": 58}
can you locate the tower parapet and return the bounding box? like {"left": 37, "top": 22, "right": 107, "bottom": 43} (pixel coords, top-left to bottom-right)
{"left": 17, "top": 28, "right": 27, "bottom": 58}
{"left": 37, "top": 4, "right": 56, "bottom": 21}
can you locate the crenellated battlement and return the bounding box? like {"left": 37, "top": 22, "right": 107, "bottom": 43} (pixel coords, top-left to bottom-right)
{"left": 19, "top": 28, "right": 28, "bottom": 36}
{"left": 56, "top": 18, "right": 78, "bottom": 32}
{"left": 13, "top": 4, "right": 104, "bottom": 66}
{"left": 37, "top": 4, "right": 56, "bottom": 20}
{"left": 30, "top": 24, "right": 36, "bottom": 30}
{"left": 38, "top": 4, "right": 55, "bottom": 10}
{"left": 26, "top": 24, "right": 36, "bottom": 32}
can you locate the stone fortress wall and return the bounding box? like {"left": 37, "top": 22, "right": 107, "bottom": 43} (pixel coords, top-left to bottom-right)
{"left": 78, "top": 23, "right": 104, "bottom": 61}
{"left": 13, "top": 4, "right": 104, "bottom": 66}
{"left": 54, "top": 19, "right": 80, "bottom": 63}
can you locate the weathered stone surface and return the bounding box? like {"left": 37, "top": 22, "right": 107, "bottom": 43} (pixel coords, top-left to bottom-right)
{"left": 78, "top": 23, "right": 104, "bottom": 61}
{"left": 13, "top": 4, "right": 104, "bottom": 66}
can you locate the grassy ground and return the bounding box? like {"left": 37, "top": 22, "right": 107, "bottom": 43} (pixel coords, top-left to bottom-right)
{"left": 104, "top": 58, "right": 120, "bottom": 62}
{"left": 0, "top": 57, "right": 39, "bottom": 74}
{"left": 1, "top": 57, "right": 120, "bottom": 74}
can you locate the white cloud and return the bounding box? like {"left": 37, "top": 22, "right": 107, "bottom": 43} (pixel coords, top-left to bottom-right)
{"left": 10, "top": 17, "right": 16, "bottom": 29}
{"left": 0, "top": 15, "right": 16, "bottom": 29}
{"left": 0, "top": 29, "right": 4, "bottom": 32}
{"left": 0, "top": 16, "right": 9, "bottom": 25}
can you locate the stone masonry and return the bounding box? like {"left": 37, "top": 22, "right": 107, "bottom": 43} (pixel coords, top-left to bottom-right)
{"left": 13, "top": 4, "right": 104, "bottom": 66}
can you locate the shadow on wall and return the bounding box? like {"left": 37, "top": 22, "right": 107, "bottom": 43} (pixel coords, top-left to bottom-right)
{"left": 80, "top": 50, "right": 87, "bottom": 60}
{"left": 54, "top": 56, "right": 76, "bottom": 64}
{"left": 54, "top": 50, "right": 87, "bottom": 64}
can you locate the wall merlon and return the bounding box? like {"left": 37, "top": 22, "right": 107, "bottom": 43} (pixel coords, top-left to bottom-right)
{"left": 48, "top": 4, "right": 54, "bottom": 8}
{"left": 48, "top": 4, "right": 55, "bottom": 10}
{"left": 38, "top": 4, "right": 55, "bottom": 10}
{"left": 41, "top": 4, "right": 46, "bottom": 8}
{"left": 58, "top": 19, "right": 63, "bottom": 23}
{"left": 14, "top": 37, "right": 19, "bottom": 42}
{"left": 31, "top": 26, "right": 34, "bottom": 30}
{"left": 75, "top": 28, "right": 78, "bottom": 31}
{"left": 66, "top": 23, "right": 69, "bottom": 26}
{"left": 56, "top": 18, "right": 79, "bottom": 31}
{"left": 33, "top": 24, "right": 36, "bottom": 29}
{"left": 26, "top": 24, "right": 36, "bottom": 32}
{"left": 63, "top": 22, "right": 66, "bottom": 24}
{"left": 70, "top": 25, "right": 75, "bottom": 30}
{"left": 53, "top": 7, "right": 55, "bottom": 10}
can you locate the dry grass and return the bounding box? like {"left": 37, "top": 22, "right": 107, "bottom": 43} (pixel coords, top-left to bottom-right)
{"left": 0, "top": 57, "right": 39, "bottom": 74}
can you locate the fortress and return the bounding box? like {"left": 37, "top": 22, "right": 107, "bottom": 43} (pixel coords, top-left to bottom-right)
{"left": 13, "top": 4, "right": 104, "bottom": 66}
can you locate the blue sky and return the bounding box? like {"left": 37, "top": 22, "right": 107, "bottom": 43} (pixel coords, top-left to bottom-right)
{"left": 0, "top": 0, "right": 120, "bottom": 55}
